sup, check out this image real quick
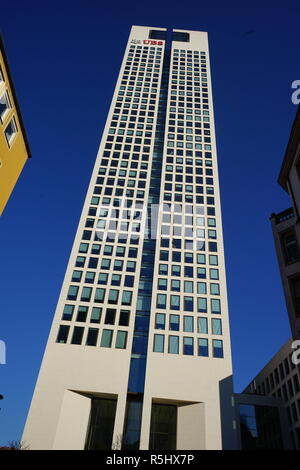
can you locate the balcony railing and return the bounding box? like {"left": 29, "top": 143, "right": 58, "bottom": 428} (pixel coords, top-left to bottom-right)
{"left": 271, "top": 207, "right": 295, "bottom": 224}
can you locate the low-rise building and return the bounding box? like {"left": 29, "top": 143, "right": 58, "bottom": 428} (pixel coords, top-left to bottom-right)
{"left": 0, "top": 33, "right": 31, "bottom": 215}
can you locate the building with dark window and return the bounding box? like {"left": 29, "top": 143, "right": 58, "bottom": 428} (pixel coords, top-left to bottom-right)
{"left": 270, "top": 106, "right": 300, "bottom": 340}
{"left": 243, "top": 106, "right": 300, "bottom": 450}
{"left": 244, "top": 339, "right": 299, "bottom": 449}
{"left": 234, "top": 393, "right": 290, "bottom": 450}
{"left": 22, "top": 26, "right": 236, "bottom": 450}
{"left": 0, "top": 33, "right": 30, "bottom": 215}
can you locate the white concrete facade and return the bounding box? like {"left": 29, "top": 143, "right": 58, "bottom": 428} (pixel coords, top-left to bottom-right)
{"left": 22, "top": 26, "right": 236, "bottom": 450}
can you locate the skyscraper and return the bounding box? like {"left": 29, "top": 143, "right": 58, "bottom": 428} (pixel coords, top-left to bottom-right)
{"left": 23, "top": 26, "right": 236, "bottom": 450}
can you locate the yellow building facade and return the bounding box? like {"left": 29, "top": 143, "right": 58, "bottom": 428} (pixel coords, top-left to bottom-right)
{"left": 0, "top": 34, "right": 30, "bottom": 215}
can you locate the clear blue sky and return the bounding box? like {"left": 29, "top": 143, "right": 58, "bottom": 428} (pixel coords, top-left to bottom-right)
{"left": 0, "top": 0, "right": 298, "bottom": 445}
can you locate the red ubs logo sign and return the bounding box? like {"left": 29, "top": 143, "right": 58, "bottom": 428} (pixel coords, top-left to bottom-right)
{"left": 131, "top": 39, "right": 164, "bottom": 45}
{"left": 143, "top": 40, "right": 163, "bottom": 45}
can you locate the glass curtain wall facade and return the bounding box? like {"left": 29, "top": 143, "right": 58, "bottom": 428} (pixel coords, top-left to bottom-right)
{"left": 22, "top": 26, "right": 236, "bottom": 451}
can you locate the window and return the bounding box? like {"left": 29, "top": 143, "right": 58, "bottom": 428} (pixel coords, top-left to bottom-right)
{"left": 171, "top": 280, "right": 180, "bottom": 292}
{"left": 0, "top": 91, "right": 11, "bottom": 122}
{"left": 4, "top": 117, "right": 17, "bottom": 146}
{"left": 85, "top": 272, "right": 95, "bottom": 284}
{"left": 197, "top": 282, "right": 206, "bottom": 295}
{"left": 100, "top": 329, "right": 113, "bottom": 347}
{"left": 158, "top": 278, "right": 168, "bottom": 290}
{"left": 168, "top": 336, "right": 179, "bottom": 354}
{"left": 209, "top": 255, "right": 218, "bottom": 266}
{"left": 62, "top": 304, "right": 74, "bottom": 321}
{"left": 159, "top": 264, "right": 168, "bottom": 275}
{"left": 72, "top": 271, "right": 82, "bottom": 282}
{"left": 155, "top": 313, "right": 165, "bottom": 330}
{"left": 103, "top": 307, "right": 116, "bottom": 325}
{"left": 71, "top": 326, "right": 84, "bottom": 345}
{"left": 184, "top": 281, "right": 193, "bottom": 293}
{"left": 56, "top": 325, "right": 70, "bottom": 343}
{"left": 112, "top": 274, "right": 121, "bottom": 285}
{"left": 98, "top": 273, "right": 108, "bottom": 284}
{"left": 119, "top": 310, "right": 130, "bottom": 326}
{"left": 153, "top": 334, "right": 164, "bottom": 352}
{"left": 90, "top": 307, "right": 102, "bottom": 323}
{"left": 79, "top": 243, "right": 89, "bottom": 253}
{"left": 211, "top": 298, "right": 221, "bottom": 314}
{"left": 210, "top": 268, "right": 219, "bottom": 280}
{"left": 213, "top": 339, "right": 224, "bottom": 358}
{"left": 169, "top": 314, "right": 179, "bottom": 331}
{"left": 86, "top": 328, "right": 99, "bottom": 346}
{"left": 126, "top": 261, "right": 136, "bottom": 272}
{"left": 122, "top": 290, "right": 132, "bottom": 305}
{"left": 210, "top": 283, "right": 220, "bottom": 295}
{"left": 183, "top": 316, "right": 193, "bottom": 332}
{"left": 289, "top": 276, "right": 300, "bottom": 317}
{"left": 183, "top": 337, "right": 193, "bottom": 355}
{"left": 198, "top": 317, "right": 208, "bottom": 334}
{"left": 95, "top": 288, "right": 105, "bottom": 303}
{"left": 115, "top": 331, "right": 127, "bottom": 349}
{"left": 108, "top": 289, "right": 119, "bottom": 304}
{"left": 281, "top": 230, "right": 300, "bottom": 264}
{"left": 197, "top": 267, "right": 206, "bottom": 279}
{"left": 76, "top": 306, "right": 88, "bottom": 322}
{"left": 157, "top": 294, "right": 166, "bottom": 309}
{"left": 81, "top": 287, "right": 92, "bottom": 302}
{"left": 170, "top": 295, "right": 180, "bottom": 310}
{"left": 197, "top": 297, "right": 207, "bottom": 313}
{"left": 198, "top": 338, "right": 209, "bottom": 356}
{"left": 67, "top": 285, "right": 78, "bottom": 301}
{"left": 212, "top": 318, "right": 222, "bottom": 335}
{"left": 184, "top": 296, "right": 193, "bottom": 312}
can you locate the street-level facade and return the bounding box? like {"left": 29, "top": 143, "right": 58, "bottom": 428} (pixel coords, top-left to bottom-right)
{"left": 22, "top": 26, "right": 236, "bottom": 450}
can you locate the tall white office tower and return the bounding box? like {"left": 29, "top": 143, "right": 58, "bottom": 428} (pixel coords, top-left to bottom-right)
{"left": 23, "top": 26, "right": 236, "bottom": 450}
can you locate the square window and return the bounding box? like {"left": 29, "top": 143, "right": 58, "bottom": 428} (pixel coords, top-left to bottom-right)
{"left": 211, "top": 298, "right": 221, "bottom": 314}
{"left": 98, "top": 273, "right": 108, "bottom": 285}
{"left": 213, "top": 339, "right": 224, "bottom": 358}
{"left": 169, "top": 314, "right": 179, "bottom": 331}
{"left": 119, "top": 310, "right": 130, "bottom": 326}
{"left": 153, "top": 334, "right": 164, "bottom": 353}
{"left": 100, "top": 329, "right": 113, "bottom": 348}
{"left": 115, "top": 331, "right": 127, "bottom": 349}
{"left": 90, "top": 307, "right": 102, "bottom": 323}
{"left": 67, "top": 285, "right": 79, "bottom": 301}
{"left": 56, "top": 325, "right": 70, "bottom": 344}
{"left": 71, "top": 326, "right": 84, "bottom": 345}
{"left": 76, "top": 306, "right": 88, "bottom": 322}
{"left": 212, "top": 318, "right": 222, "bottom": 335}
{"left": 0, "top": 91, "right": 11, "bottom": 122}
{"left": 156, "top": 293, "right": 166, "bottom": 309}
{"left": 86, "top": 328, "right": 99, "bottom": 346}
{"left": 198, "top": 338, "right": 209, "bottom": 357}
{"left": 198, "top": 317, "right": 208, "bottom": 334}
{"left": 168, "top": 335, "right": 179, "bottom": 354}
{"left": 183, "top": 316, "right": 193, "bottom": 332}
{"left": 210, "top": 283, "right": 220, "bottom": 295}
{"left": 183, "top": 337, "right": 194, "bottom": 355}
{"left": 62, "top": 305, "right": 74, "bottom": 321}
{"left": 155, "top": 313, "right": 165, "bottom": 330}
{"left": 198, "top": 297, "right": 207, "bottom": 313}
